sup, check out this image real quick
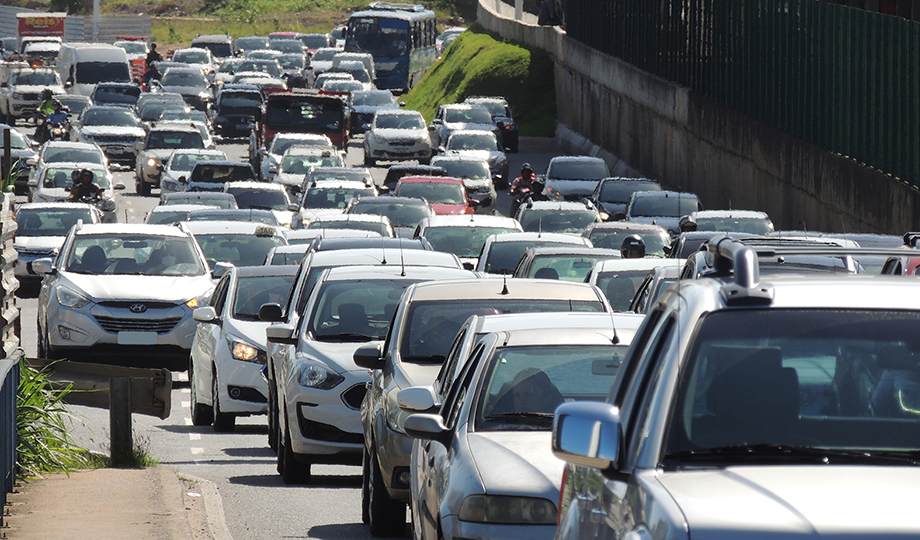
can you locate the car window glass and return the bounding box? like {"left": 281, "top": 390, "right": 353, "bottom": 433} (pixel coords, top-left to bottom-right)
{"left": 232, "top": 274, "right": 295, "bottom": 321}
{"left": 210, "top": 275, "right": 231, "bottom": 314}
{"left": 443, "top": 343, "right": 486, "bottom": 430}
{"left": 437, "top": 327, "right": 468, "bottom": 395}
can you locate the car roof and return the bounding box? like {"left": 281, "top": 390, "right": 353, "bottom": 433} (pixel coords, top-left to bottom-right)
{"left": 151, "top": 204, "right": 218, "bottom": 213}
{"left": 448, "top": 130, "right": 497, "bottom": 138}
{"left": 522, "top": 200, "right": 598, "bottom": 211}
{"left": 591, "top": 258, "right": 684, "bottom": 273}
{"left": 321, "top": 265, "right": 473, "bottom": 282}
{"left": 223, "top": 180, "right": 285, "bottom": 191}
{"left": 398, "top": 176, "right": 463, "bottom": 185}
{"left": 17, "top": 202, "right": 98, "bottom": 211}
{"left": 488, "top": 232, "right": 592, "bottom": 244}
{"left": 234, "top": 265, "right": 299, "bottom": 278}
{"left": 353, "top": 196, "right": 428, "bottom": 206}
{"left": 465, "top": 96, "right": 508, "bottom": 104}
{"left": 169, "top": 149, "right": 226, "bottom": 158}
{"left": 470, "top": 311, "right": 640, "bottom": 338}
{"left": 632, "top": 190, "right": 698, "bottom": 199}
{"left": 41, "top": 141, "right": 100, "bottom": 150}
{"left": 192, "top": 160, "right": 251, "bottom": 168}
{"left": 441, "top": 104, "right": 488, "bottom": 111}
{"left": 283, "top": 147, "right": 341, "bottom": 156}
{"left": 162, "top": 192, "right": 236, "bottom": 201}
{"left": 690, "top": 210, "right": 769, "bottom": 219}
{"left": 549, "top": 155, "right": 607, "bottom": 164}
{"left": 76, "top": 223, "right": 191, "bottom": 238}
{"left": 405, "top": 278, "right": 606, "bottom": 302}
{"left": 498, "top": 314, "right": 644, "bottom": 347}
{"left": 526, "top": 246, "right": 621, "bottom": 257}
{"left": 309, "top": 248, "right": 460, "bottom": 268}
{"left": 186, "top": 209, "right": 275, "bottom": 219}
{"left": 376, "top": 108, "right": 420, "bottom": 116}
{"left": 181, "top": 220, "right": 283, "bottom": 236}
{"left": 585, "top": 222, "right": 668, "bottom": 233}
{"left": 148, "top": 125, "right": 200, "bottom": 134}
{"left": 314, "top": 213, "right": 389, "bottom": 223}
{"left": 419, "top": 214, "right": 522, "bottom": 229}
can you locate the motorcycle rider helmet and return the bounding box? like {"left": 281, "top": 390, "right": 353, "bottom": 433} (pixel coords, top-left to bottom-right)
{"left": 80, "top": 168, "right": 94, "bottom": 183}
{"left": 52, "top": 100, "right": 63, "bottom": 112}
{"left": 521, "top": 162, "right": 533, "bottom": 175}
{"left": 41, "top": 88, "right": 53, "bottom": 100}
{"left": 620, "top": 235, "right": 646, "bottom": 259}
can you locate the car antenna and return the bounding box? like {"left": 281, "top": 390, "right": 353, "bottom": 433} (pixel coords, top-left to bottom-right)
{"left": 501, "top": 274, "right": 509, "bottom": 295}
{"left": 607, "top": 308, "right": 620, "bottom": 344}
{"left": 397, "top": 235, "right": 406, "bottom": 276}
{"left": 538, "top": 216, "right": 542, "bottom": 237}
{"left": 380, "top": 232, "right": 387, "bottom": 265}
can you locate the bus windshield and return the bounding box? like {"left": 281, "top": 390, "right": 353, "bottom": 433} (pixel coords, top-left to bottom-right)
{"left": 347, "top": 16, "right": 409, "bottom": 58}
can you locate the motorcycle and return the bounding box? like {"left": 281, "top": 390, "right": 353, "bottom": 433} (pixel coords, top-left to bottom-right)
{"left": 509, "top": 177, "right": 552, "bottom": 217}
{"left": 33, "top": 112, "right": 70, "bottom": 144}
{"left": 72, "top": 191, "right": 116, "bottom": 217}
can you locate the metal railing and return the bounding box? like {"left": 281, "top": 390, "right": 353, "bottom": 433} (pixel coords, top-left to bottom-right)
{"left": 565, "top": 0, "right": 920, "bottom": 188}
{"left": 0, "top": 193, "right": 19, "bottom": 525}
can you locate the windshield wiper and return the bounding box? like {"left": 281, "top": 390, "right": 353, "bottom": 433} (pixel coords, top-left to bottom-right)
{"left": 483, "top": 412, "right": 554, "bottom": 426}
{"left": 664, "top": 444, "right": 920, "bottom": 466}
{"left": 315, "top": 332, "right": 375, "bottom": 342}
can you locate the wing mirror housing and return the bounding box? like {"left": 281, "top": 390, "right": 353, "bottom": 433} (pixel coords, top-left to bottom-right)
{"left": 353, "top": 343, "right": 384, "bottom": 370}
{"left": 397, "top": 386, "right": 439, "bottom": 413}
{"left": 552, "top": 401, "right": 622, "bottom": 476}
{"left": 193, "top": 306, "right": 219, "bottom": 324}
{"left": 403, "top": 413, "right": 450, "bottom": 446}
{"left": 259, "top": 303, "right": 284, "bottom": 322}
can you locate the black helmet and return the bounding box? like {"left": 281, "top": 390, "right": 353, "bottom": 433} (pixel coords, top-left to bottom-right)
{"left": 41, "top": 88, "right": 53, "bottom": 99}
{"left": 620, "top": 235, "right": 646, "bottom": 258}
{"left": 52, "top": 100, "right": 62, "bottom": 111}
{"left": 80, "top": 168, "right": 94, "bottom": 181}
{"left": 521, "top": 162, "right": 533, "bottom": 173}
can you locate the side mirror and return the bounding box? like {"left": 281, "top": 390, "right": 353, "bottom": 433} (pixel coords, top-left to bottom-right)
{"left": 552, "top": 401, "right": 621, "bottom": 472}
{"left": 397, "top": 386, "right": 439, "bottom": 413}
{"left": 474, "top": 196, "right": 493, "bottom": 208}
{"left": 265, "top": 323, "right": 296, "bottom": 344}
{"left": 398, "top": 101, "right": 405, "bottom": 107}
{"left": 211, "top": 261, "right": 233, "bottom": 280}
{"left": 64, "top": 81, "right": 73, "bottom": 88}
{"left": 134, "top": 141, "right": 145, "bottom": 152}
{"left": 287, "top": 203, "right": 299, "bottom": 212}
{"left": 26, "top": 157, "right": 36, "bottom": 166}
{"left": 178, "top": 176, "right": 188, "bottom": 184}
{"left": 612, "top": 212, "right": 626, "bottom": 221}
{"left": 403, "top": 414, "right": 450, "bottom": 446}
{"left": 259, "top": 303, "right": 284, "bottom": 322}
{"left": 353, "top": 343, "right": 384, "bottom": 370}
{"left": 378, "top": 185, "right": 389, "bottom": 194}
{"left": 193, "top": 306, "right": 219, "bottom": 323}
{"left": 114, "top": 182, "right": 126, "bottom": 191}
{"left": 27, "top": 179, "right": 38, "bottom": 187}
{"left": 30, "top": 257, "right": 55, "bottom": 275}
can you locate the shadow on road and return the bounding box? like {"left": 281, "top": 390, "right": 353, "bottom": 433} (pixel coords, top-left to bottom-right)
{"left": 228, "top": 471, "right": 361, "bottom": 489}
{"left": 310, "top": 523, "right": 395, "bottom": 540}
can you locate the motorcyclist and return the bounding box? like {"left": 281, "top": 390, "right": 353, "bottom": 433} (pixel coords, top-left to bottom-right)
{"left": 34, "top": 88, "right": 54, "bottom": 143}
{"left": 620, "top": 235, "right": 646, "bottom": 259}
{"left": 45, "top": 100, "right": 69, "bottom": 140}
{"left": 509, "top": 163, "right": 536, "bottom": 196}
{"left": 68, "top": 168, "right": 103, "bottom": 202}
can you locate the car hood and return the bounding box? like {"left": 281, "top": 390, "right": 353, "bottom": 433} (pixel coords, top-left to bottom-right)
{"left": 444, "top": 122, "right": 495, "bottom": 133}
{"left": 81, "top": 126, "right": 146, "bottom": 138}
{"left": 271, "top": 209, "right": 295, "bottom": 227}
{"left": 545, "top": 179, "right": 601, "bottom": 198}
{"left": 446, "top": 149, "right": 501, "bottom": 164}
{"left": 300, "top": 339, "right": 383, "bottom": 373}
{"left": 373, "top": 127, "right": 427, "bottom": 139}
{"left": 34, "top": 187, "right": 72, "bottom": 202}
{"left": 15, "top": 84, "right": 65, "bottom": 95}
{"left": 15, "top": 236, "right": 65, "bottom": 250}
{"left": 629, "top": 216, "right": 679, "bottom": 235}
{"left": 467, "top": 431, "right": 561, "bottom": 496}
{"left": 142, "top": 149, "right": 177, "bottom": 161}
{"left": 159, "top": 85, "right": 211, "bottom": 98}
{"left": 274, "top": 172, "right": 302, "bottom": 187}
{"left": 430, "top": 202, "right": 469, "bottom": 215}
{"left": 599, "top": 201, "right": 627, "bottom": 215}
{"left": 64, "top": 272, "right": 212, "bottom": 302}
{"left": 657, "top": 466, "right": 920, "bottom": 538}
{"left": 351, "top": 105, "right": 397, "bottom": 115}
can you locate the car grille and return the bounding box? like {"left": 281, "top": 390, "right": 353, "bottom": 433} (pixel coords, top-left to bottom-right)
{"left": 20, "top": 93, "right": 39, "bottom": 101}
{"left": 341, "top": 384, "right": 367, "bottom": 410}
{"left": 388, "top": 139, "right": 416, "bottom": 146}
{"left": 16, "top": 248, "right": 55, "bottom": 257}
{"left": 91, "top": 134, "right": 139, "bottom": 144}
{"left": 97, "top": 301, "right": 181, "bottom": 310}
{"left": 94, "top": 315, "right": 182, "bottom": 334}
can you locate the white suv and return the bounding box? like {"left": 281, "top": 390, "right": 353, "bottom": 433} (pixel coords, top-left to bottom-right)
{"left": 363, "top": 109, "right": 432, "bottom": 167}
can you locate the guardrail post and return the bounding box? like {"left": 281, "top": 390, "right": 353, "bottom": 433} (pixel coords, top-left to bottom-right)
{"left": 109, "top": 377, "right": 132, "bottom": 467}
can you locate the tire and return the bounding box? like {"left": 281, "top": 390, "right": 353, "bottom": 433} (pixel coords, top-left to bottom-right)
{"left": 211, "top": 369, "right": 236, "bottom": 433}
{"left": 368, "top": 449, "right": 406, "bottom": 537}
{"left": 189, "top": 359, "right": 213, "bottom": 427}
{"left": 267, "top": 380, "right": 278, "bottom": 453}
{"left": 279, "top": 413, "right": 311, "bottom": 485}
{"left": 361, "top": 448, "right": 371, "bottom": 524}
{"left": 36, "top": 321, "right": 47, "bottom": 359}
{"left": 139, "top": 179, "right": 151, "bottom": 197}
{"left": 364, "top": 152, "right": 376, "bottom": 168}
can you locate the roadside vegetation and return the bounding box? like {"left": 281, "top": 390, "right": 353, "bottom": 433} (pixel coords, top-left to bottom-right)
{"left": 403, "top": 25, "right": 556, "bottom": 137}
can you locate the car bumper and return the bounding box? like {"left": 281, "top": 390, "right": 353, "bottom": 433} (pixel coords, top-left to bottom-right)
{"left": 367, "top": 141, "right": 431, "bottom": 161}
{"left": 441, "top": 516, "right": 555, "bottom": 540}
{"left": 94, "top": 143, "right": 138, "bottom": 163}
{"left": 10, "top": 99, "right": 40, "bottom": 118}
{"left": 216, "top": 358, "right": 268, "bottom": 415}
{"left": 284, "top": 368, "right": 368, "bottom": 461}
{"left": 374, "top": 418, "right": 415, "bottom": 500}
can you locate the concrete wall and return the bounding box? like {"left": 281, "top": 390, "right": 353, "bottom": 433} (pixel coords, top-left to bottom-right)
{"left": 479, "top": 0, "right": 920, "bottom": 234}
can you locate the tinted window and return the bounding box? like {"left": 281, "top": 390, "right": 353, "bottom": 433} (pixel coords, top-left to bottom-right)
{"left": 630, "top": 195, "right": 700, "bottom": 218}
{"left": 76, "top": 62, "right": 130, "bottom": 84}
{"left": 423, "top": 226, "right": 517, "bottom": 258}
{"left": 16, "top": 208, "right": 94, "bottom": 237}
{"left": 548, "top": 160, "right": 609, "bottom": 181}
{"left": 307, "top": 279, "right": 417, "bottom": 341}
{"left": 484, "top": 240, "right": 582, "bottom": 274}
{"left": 588, "top": 228, "right": 671, "bottom": 256}
{"left": 351, "top": 201, "right": 433, "bottom": 228}
{"left": 518, "top": 209, "right": 597, "bottom": 234}
{"left": 193, "top": 233, "right": 285, "bottom": 268}
{"left": 598, "top": 180, "right": 661, "bottom": 203}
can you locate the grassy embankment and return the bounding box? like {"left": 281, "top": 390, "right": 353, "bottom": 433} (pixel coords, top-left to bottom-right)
{"left": 403, "top": 25, "right": 556, "bottom": 137}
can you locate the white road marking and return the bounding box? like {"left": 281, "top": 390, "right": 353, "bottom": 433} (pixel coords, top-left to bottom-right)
{"left": 181, "top": 388, "right": 190, "bottom": 394}
{"left": 181, "top": 400, "right": 190, "bottom": 407}
{"left": 189, "top": 433, "right": 201, "bottom": 441}
{"left": 184, "top": 417, "right": 192, "bottom": 426}
{"left": 191, "top": 448, "right": 204, "bottom": 455}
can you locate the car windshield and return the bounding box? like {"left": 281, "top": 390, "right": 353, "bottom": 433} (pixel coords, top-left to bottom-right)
{"left": 402, "top": 299, "right": 606, "bottom": 363}
{"left": 65, "top": 235, "right": 206, "bottom": 276}
{"left": 169, "top": 153, "right": 223, "bottom": 172}
{"left": 594, "top": 269, "right": 649, "bottom": 311}
{"left": 191, "top": 165, "right": 253, "bottom": 184}
{"left": 446, "top": 133, "right": 498, "bottom": 151}
{"left": 631, "top": 195, "right": 700, "bottom": 218}
{"left": 232, "top": 274, "right": 295, "bottom": 321}
{"left": 56, "top": 96, "right": 91, "bottom": 115}
{"left": 164, "top": 196, "right": 235, "bottom": 208}
{"left": 375, "top": 113, "right": 424, "bottom": 130}
{"left": 549, "top": 160, "right": 609, "bottom": 181}
{"left": 308, "top": 279, "right": 416, "bottom": 341}
{"left": 599, "top": 180, "right": 661, "bottom": 203}
{"left": 301, "top": 35, "right": 329, "bottom": 49}
{"left": 270, "top": 41, "right": 303, "bottom": 54}
{"left": 218, "top": 92, "right": 261, "bottom": 110}
{"left": 484, "top": 240, "right": 584, "bottom": 274}
{"left": 445, "top": 108, "right": 493, "bottom": 124}
{"left": 695, "top": 216, "right": 774, "bottom": 235}
{"left": 307, "top": 219, "right": 389, "bottom": 236}
{"left": 11, "top": 71, "right": 60, "bottom": 86}
{"left": 161, "top": 71, "right": 208, "bottom": 87}
{"left": 140, "top": 102, "right": 186, "bottom": 122}
{"left": 519, "top": 210, "right": 597, "bottom": 234}
{"left": 588, "top": 228, "right": 671, "bottom": 256}
{"left": 431, "top": 160, "right": 490, "bottom": 180}
{"left": 43, "top": 147, "right": 104, "bottom": 166}
{"left": 226, "top": 188, "right": 289, "bottom": 210}
{"left": 353, "top": 93, "right": 396, "bottom": 107}
{"left": 528, "top": 254, "right": 618, "bottom": 282}
{"left": 173, "top": 51, "right": 210, "bottom": 64}
{"left": 325, "top": 81, "right": 364, "bottom": 93}
{"left": 159, "top": 111, "right": 209, "bottom": 124}
{"left": 196, "top": 42, "right": 232, "bottom": 58}
{"left": 43, "top": 167, "right": 109, "bottom": 189}
{"left": 471, "top": 101, "right": 507, "bottom": 117}
{"left": 476, "top": 344, "right": 628, "bottom": 431}
{"left": 281, "top": 154, "right": 344, "bottom": 174}
{"left": 266, "top": 100, "right": 342, "bottom": 131}
{"left": 1, "top": 129, "right": 30, "bottom": 149}
{"left": 193, "top": 232, "right": 285, "bottom": 268}
{"left": 313, "top": 49, "right": 336, "bottom": 61}
{"left": 396, "top": 182, "right": 465, "bottom": 205}
{"left": 82, "top": 108, "right": 139, "bottom": 127}
{"left": 147, "top": 210, "right": 193, "bottom": 225}
{"left": 423, "top": 226, "right": 517, "bottom": 258}
{"left": 664, "top": 309, "right": 920, "bottom": 464}
{"left": 116, "top": 42, "right": 147, "bottom": 55}
{"left": 278, "top": 56, "right": 304, "bottom": 69}
{"left": 16, "top": 208, "right": 94, "bottom": 237}
{"left": 76, "top": 62, "right": 131, "bottom": 84}
{"left": 93, "top": 86, "right": 140, "bottom": 105}
{"left": 218, "top": 60, "right": 244, "bottom": 73}
{"left": 308, "top": 170, "right": 370, "bottom": 183}
{"left": 238, "top": 37, "right": 268, "bottom": 51}
{"left": 351, "top": 201, "right": 432, "bottom": 228}
{"left": 239, "top": 61, "right": 281, "bottom": 77}
{"left": 147, "top": 131, "right": 204, "bottom": 149}
{"left": 303, "top": 187, "right": 375, "bottom": 209}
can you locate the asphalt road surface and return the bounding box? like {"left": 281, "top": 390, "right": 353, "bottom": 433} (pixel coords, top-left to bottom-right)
{"left": 15, "top": 133, "right": 567, "bottom": 540}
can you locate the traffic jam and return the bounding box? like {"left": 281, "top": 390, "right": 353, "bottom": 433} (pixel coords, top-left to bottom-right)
{"left": 5, "top": 2, "right": 920, "bottom": 540}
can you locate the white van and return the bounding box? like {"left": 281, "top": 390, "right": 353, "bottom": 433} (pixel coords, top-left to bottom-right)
{"left": 331, "top": 52, "right": 375, "bottom": 83}
{"left": 58, "top": 43, "right": 132, "bottom": 96}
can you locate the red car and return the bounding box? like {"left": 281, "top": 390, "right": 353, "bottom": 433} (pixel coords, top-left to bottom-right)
{"left": 393, "top": 176, "right": 490, "bottom": 215}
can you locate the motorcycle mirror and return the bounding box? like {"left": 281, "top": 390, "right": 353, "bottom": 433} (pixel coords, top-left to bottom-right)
{"left": 114, "top": 183, "right": 126, "bottom": 191}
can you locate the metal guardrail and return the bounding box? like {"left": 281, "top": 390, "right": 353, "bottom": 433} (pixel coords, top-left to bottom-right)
{"left": 0, "top": 193, "right": 19, "bottom": 526}
{"left": 565, "top": 0, "right": 920, "bottom": 188}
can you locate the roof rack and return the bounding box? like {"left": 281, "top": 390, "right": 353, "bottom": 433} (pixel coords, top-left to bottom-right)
{"left": 707, "top": 236, "right": 774, "bottom": 306}
{"left": 366, "top": 1, "right": 427, "bottom": 12}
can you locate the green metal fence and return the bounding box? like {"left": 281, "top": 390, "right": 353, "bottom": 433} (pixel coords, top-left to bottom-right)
{"left": 566, "top": 0, "right": 920, "bottom": 187}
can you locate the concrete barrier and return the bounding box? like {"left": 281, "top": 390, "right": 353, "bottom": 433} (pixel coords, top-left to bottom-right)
{"left": 478, "top": 0, "right": 920, "bottom": 234}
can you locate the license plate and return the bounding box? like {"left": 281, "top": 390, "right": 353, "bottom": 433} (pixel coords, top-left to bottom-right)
{"left": 107, "top": 146, "right": 125, "bottom": 154}
{"left": 117, "top": 331, "right": 157, "bottom": 345}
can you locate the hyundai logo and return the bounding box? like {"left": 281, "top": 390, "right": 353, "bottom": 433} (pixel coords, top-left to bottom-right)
{"left": 129, "top": 304, "right": 147, "bottom": 313}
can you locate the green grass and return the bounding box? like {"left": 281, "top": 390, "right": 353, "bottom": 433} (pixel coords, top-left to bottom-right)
{"left": 403, "top": 25, "right": 556, "bottom": 136}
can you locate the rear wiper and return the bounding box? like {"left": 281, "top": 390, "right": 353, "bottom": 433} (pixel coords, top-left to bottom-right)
{"left": 483, "top": 412, "right": 554, "bottom": 425}
{"left": 315, "top": 332, "right": 374, "bottom": 342}
{"left": 664, "top": 444, "right": 920, "bottom": 466}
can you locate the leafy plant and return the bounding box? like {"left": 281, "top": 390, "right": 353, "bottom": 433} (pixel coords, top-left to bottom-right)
{"left": 1, "top": 157, "right": 21, "bottom": 194}
{"left": 16, "top": 360, "right": 92, "bottom": 479}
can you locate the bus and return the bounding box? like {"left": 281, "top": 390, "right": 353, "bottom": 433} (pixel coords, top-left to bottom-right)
{"left": 345, "top": 2, "right": 437, "bottom": 93}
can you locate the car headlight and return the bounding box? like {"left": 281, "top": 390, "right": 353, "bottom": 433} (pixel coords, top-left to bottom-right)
{"left": 146, "top": 157, "right": 158, "bottom": 168}
{"left": 185, "top": 296, "right": 206, "bottom": 310}
{"left": 227, "top": 335, "right": 266, "bottom": 363}
{"left": 458, "top": 495, "right": 557, "bottom": 524}
{"left": 298, "top": 359, "right": 344, "bottom": 389}
{"left": 489, "top": 155, "right": 507, "bottom": 167}
{"left": 57, "top": 286, "right": 90, "bottom": 309}
{"left": 373, "top": 134, "right": 387, "bottom": 144}
{"left": 11, "top": 92, "right": 24, "bottom": 100}
{"left": 198, "top": 92, "right": 211, "bottom": 100}
{"left": 599, "top": 211, "right": 610, "bottom": 220}
{"left": 385, "top": 388, "right": 407, "bottom": 434}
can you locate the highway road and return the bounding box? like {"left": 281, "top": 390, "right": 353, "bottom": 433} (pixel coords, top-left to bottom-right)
{"left": 15, "top": 134, "right": 566, "bottom": 540}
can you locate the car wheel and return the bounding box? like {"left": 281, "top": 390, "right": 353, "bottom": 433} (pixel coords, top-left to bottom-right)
{"left": 361, "top": 447, "right": 371, "bottom": 524}
{"left": 139, "top": 179, "right": 151, "bottom": 197}
{"left": 189, "top": 359, "right": 213, "bottom": 427}
{"left": 267, "top": 380, "right": 279, "bottom": 453}
{"left": 280, "top": 412, "right": 311, "bottom": 485}
{"left": 364, "top": 152, "right": 376, "bottom": 168}
{"left": 211, "top": 368, "right": 236, "bottom": 433}
{"left": 36, "top": 320, "right": 47, "bottom": 359}
{"left": 368, "top": 449, "right": 406, "bottom": 537}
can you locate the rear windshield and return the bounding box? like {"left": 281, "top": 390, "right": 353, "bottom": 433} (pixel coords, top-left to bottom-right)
{"left": 190, "top": 165, "right": 254, "bottom": 183}
{"left": 93, "top": 86, "right": 140, "bottom": 105}
{"left": 16, "top": 208, "right": 95, "bottom": 237}
{"left": 483, "top": 240, "right": 584, "bottom": 274}
{"left": 630, "top": 195, "right": 700, "bottom": 218}
{"left": 444, "top": 108, "right": 493, "bottom": 124}
{"left": 350, "top": 201, "right": 432, "bottom": 228}
{"left": 76, "top": 62, "right": 131, "bottom": 85}
{"left": 193, "top": 233, "right": 285, "bottom": 268}
{"left": 588, "top": 228, "right": 671, "bottom": 256}
{"left": 548, "top": 160, "right": 609, "bottom": 181}
{"left": 598, "top": 180, "right": 661, "bottom": 204}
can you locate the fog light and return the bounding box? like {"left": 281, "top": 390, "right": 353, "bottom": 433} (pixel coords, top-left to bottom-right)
{"left": 229, "top": 387, "right": 241, "bottom": 399}
{"left": 396, "top": 469, "right": 411, "bottom": 486}
{"left": 58, "top": 326, "right": 71, "bottom": 340}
